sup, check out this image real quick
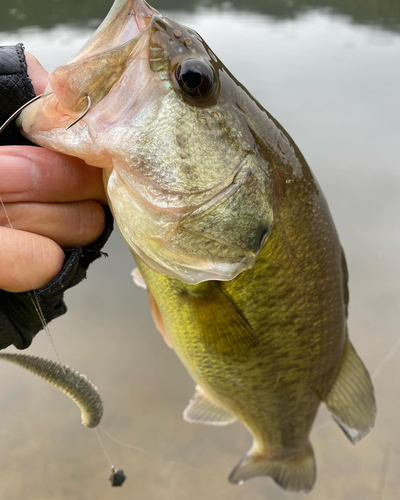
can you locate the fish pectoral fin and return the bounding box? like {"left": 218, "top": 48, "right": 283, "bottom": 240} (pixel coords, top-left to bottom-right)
{"left": 187, "top": 283, "right": 259, "bottom": 362}
{"left": 324, "top": 339, "right": 376, "bottom": 444}
{"left": 183, "top": 385, "right": 237, "bottom": 426}
{"left": 228, "top": 442, "right": 316, "bottom": 493}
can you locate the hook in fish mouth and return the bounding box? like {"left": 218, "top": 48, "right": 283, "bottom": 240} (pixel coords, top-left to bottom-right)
{"left": 48, "top": 0, "right": 159, "bottom": 119}
{"left": 16, "top": 1, "right": 160, "bottom": 134}
{"left": 66, "top": 95, "right": 92, "bottom": 130}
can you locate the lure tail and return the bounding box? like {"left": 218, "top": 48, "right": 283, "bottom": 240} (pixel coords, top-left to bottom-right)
{"left": 0, "top": 353, "right": 103, "bottom": 428}
{"left": 228, "top": 442, "right": 316, "bottom": 493}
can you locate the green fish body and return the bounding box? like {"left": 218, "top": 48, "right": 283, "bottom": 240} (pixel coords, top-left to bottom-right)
{"left": 18, "top": 0, "right": 376, "bottom": 492}
{"left": 136, "top": 139, "right": 374, "bottom": 491}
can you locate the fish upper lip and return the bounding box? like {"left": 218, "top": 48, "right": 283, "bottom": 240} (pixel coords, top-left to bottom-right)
{"left": 41, "top": 1, "right": 159, "bottom": 117}
{"left": 71, "top": 0, "right": 159, "bottom": 63}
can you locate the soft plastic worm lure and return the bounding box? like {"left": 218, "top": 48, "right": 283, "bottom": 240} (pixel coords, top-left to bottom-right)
{"left": 0, "top": 353, "right": 103, "bottom": 428}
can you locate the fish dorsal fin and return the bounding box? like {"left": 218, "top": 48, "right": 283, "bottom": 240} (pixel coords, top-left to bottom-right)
{"left": 184, "top": 385, "right": 236, "bottom": 426}
{"left": 324, "top": 339, "right": 376, "bottom": 443}
{"left": 185, "top": 283, "right": 259, "bottom": 362}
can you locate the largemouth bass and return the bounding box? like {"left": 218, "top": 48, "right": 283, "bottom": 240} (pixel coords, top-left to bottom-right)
{"left": 18, "top": 0, "right": 376, "bottom": 492}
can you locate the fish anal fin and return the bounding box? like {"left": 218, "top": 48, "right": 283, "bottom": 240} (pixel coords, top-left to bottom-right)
{"left": 186, "top": 283, "right": 259, "bottom": 362}
{"left": 229, "top": 442, "right": 316, "bottom": 493}
{"left": 184, "top": 385, "right": 236, "bottom": 426}
{"left": 324, "top": 339, "right": 376, "bottom": 444}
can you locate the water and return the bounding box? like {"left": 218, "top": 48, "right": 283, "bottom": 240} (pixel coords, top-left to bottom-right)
{"left": 0, "top": 1, "right": 399, "bottom": 499}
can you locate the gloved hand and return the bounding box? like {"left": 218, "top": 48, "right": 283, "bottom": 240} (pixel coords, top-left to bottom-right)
{"left": 0, "top": 44, "right": 113, "bottom": 349}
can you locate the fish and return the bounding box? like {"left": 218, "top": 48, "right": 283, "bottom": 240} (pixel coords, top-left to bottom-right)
{"left": 17, "top": 0, "right": 376, "bottom": 492}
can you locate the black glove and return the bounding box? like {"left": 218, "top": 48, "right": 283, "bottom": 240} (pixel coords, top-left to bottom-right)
{"left": 0, "top": 43, "right": 114, "bottom": 350}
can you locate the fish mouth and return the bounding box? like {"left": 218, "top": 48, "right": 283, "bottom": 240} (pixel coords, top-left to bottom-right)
{"left": 49, "top": 0, "right": 159, "bottom": 113}
{"left": 18, "top": 0, "right": 160, "bottom": 133}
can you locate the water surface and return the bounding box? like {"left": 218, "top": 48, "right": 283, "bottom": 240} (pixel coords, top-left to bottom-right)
{"left": 0, "top": 1, "right": 399, "bottom": 499}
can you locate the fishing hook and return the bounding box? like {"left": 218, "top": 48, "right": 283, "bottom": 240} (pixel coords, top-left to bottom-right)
{"left": 0, "top": 92, "right": 92, "bottom": 135}
{"left": 0, "top": 92, "right": 54, "bottom": 135}
{"left": 66, "top": 95, "right": 92, "bottom": 130}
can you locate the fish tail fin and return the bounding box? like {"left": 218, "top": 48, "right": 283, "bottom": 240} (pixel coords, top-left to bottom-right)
{"left": 228, "top": 442, "right": 316, "bottom": 493}
{"left": 324, "top": 339, "right": 376, "bottom": 444}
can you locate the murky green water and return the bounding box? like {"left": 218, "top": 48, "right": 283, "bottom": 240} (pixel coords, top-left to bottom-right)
{"left": 0, "top": 1, "right": 399, "bottom": 499}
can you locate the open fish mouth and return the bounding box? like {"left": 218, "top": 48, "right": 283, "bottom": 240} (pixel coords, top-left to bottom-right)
{"left": 19, "top": 0, "right": 159, "bottom": 131}
{"left": 48, "top": 0, "right": 159, "bottom": 115}
{"left": 18, "top": 0, "right": 275, "bottom": 285}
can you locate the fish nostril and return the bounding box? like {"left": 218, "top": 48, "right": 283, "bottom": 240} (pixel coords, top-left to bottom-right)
{"left": 154, "top": 18, "right": 167, "bottom": 31}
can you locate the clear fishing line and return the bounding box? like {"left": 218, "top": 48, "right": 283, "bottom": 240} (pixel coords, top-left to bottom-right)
{"left": 376, "top": 441, "right": 392, "bottom": 500}
{"left": 0, "top": 196, "right": 207, "bottom": 478}
{"left": 0, "top": 195, "right": 64, "bottom": 371}
{"left": 0, "top": 92, "right": 63, "bottom": 368}
{"left": 94, "top": 428, "right": 115, "bottom": 468}
{"left": 372, "top": 336, "right": 400, "bottom": 380}
{"left": 99, "top": 424, "right": 212, "bottom": 474}
{"left": 314, "top": 335, "right": 399, "bottom": 436}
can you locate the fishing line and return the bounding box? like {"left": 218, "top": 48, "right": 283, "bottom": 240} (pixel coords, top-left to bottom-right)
{"left": 371, "top": 335, "right": 400, "bottom": 380}
{"left": 377, "top": 441, "right": 392, "bottom": 500}
{"left": 0, "top": 92, "right": 65, "bottom": 370}
{"left": 93, "top": 428, "right": 127, "bottom": 486}
{"left": 94, "top": 427, "right": 114, "bottom": 468}
{"left": 0, "top": 195, "right": 65, "bottom": 371}
{"left": 314, "top": 335, "right": 399, "bottom": 436}
{"left": 1, "top": 186, "right": 206, "bottom": 478}
{"left": 99, "top": 424, "right": 212, "bottom": 474}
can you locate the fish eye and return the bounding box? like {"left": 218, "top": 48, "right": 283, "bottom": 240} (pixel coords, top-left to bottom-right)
{"left": 175, "top": 59, "right": 217, "bottom": 101}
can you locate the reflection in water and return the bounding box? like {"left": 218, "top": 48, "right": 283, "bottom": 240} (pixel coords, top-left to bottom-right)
{"left": 1, "top": 0, "right": 400, "bottom": 33}
{"left": 0, "top": 2, "right": 399, "bottom": 500}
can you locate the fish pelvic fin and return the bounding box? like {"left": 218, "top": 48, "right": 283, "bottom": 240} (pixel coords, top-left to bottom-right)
{"left": 183, "top": 385, "right": 237, "bottom": 426}
{"left": 228, "top": 442, "right": 316, "bottom": 493}
{"left": 324, "top": 339, "right": 376, "bottom": 444}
